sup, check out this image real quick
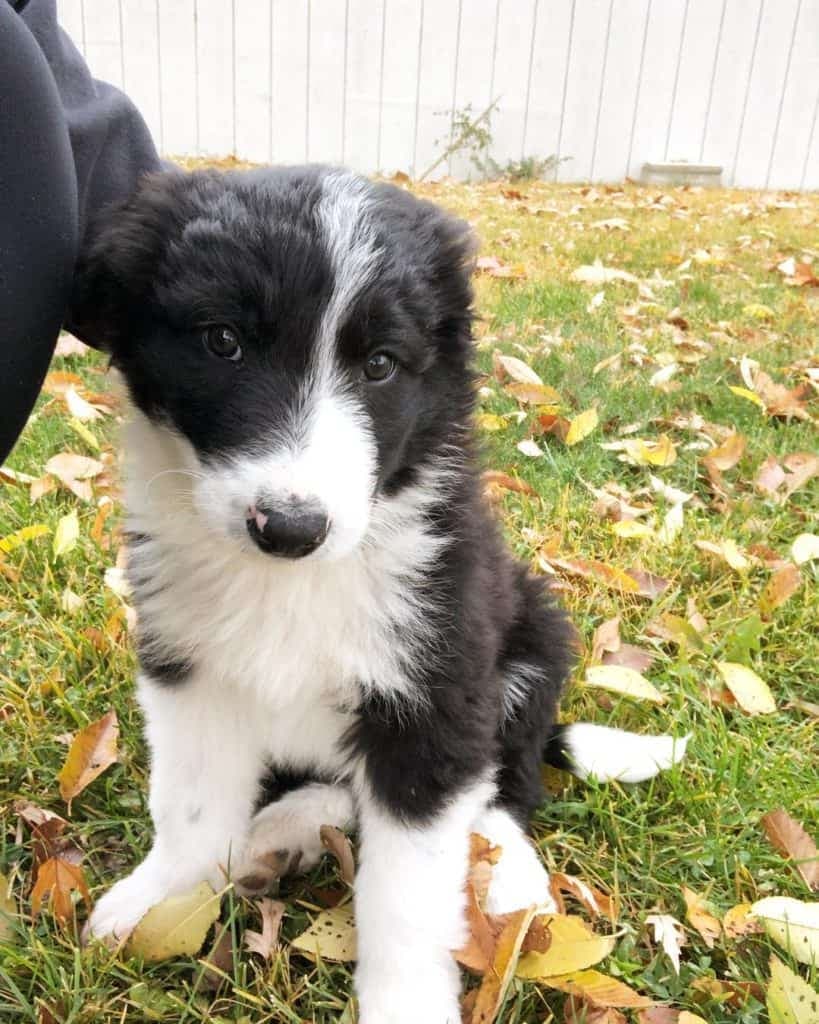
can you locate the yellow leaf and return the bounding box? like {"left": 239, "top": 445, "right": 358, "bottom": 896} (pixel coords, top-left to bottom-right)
{"left": 505, "top": 382, "right": 563, "bottom": 406}
{"left": 126, "top": 882, "right": 221, "bottom": 962}
{"left": 53, "top": 511, "right": 80, "bottom": 559}
{"left": 767, "top": 955, "right": 818, "bottom": 1024}
{"left": 728, "top": 385, "right": 765, "bottom": 408}
{"left": 471, "top": 906, "right": 539, "bottom": 1023}
{"left": 584, "top": 665, "right": 666, "bottom": 704}
{"left": 566, "top": 408, "right": 599, "bottom": 447}
{"left": 695, "top": 538, "right": 753, "bottom": 572}
{"left": 517, "top": 915, "right": 616, "bottom": 978}
{"left": 750, "top": 897, "right": 819, "bottom": 965}
{"left": 679, "top": 1015, "right": 709, "bottom": 1024}
{"left": 290, "top": 904, "right": 357, "bottom": 962}
{"left": 611, "top": 521, "right": 655, "bottom": 539}
{"left": 792, "top": 534, "right": 819, "bottom": 565}
{"left": 0, "top": 871, "right": 16, "bottom": 944}
{"left": 715, "top": 662, "right": 776, "bottom": 715}
{"left": 601, "top": 436, "right": 677, "bottom": 467}
{"left": 759, "top": 564, "right": 802, "bottom": 615}
{"left": 0, "top": 523, "right": 50, "bottom": 553}
{"left": 57, "top": 709, "right": 119, "bottom": 804}
{"left": 723, "top": 902, "right": 763, "bottom": 938}
{"left": 743, "top": 303, "right": 776, "bottom": 321}
{"left": 477, "top": 413, "right": 506, "bottom": 432}
{"left": 539, "top": 970, "right": 653, "bottom": 1008}
{"left": 704, "top": 432, "right": 746, "bottom": 471}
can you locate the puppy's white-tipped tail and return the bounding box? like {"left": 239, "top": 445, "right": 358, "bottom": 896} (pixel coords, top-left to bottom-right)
{"left": 544, "top": 723, "right": 689, "bottom": 783}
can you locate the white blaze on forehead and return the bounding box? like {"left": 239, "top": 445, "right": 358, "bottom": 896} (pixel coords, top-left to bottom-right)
{"left": 312, "top": 170, "right": 382, "bottom": 381}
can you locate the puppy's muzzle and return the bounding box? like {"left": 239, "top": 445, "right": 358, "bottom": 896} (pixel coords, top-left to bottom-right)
{"left": 246, "top": 500, "right": 330, "bottom": 558}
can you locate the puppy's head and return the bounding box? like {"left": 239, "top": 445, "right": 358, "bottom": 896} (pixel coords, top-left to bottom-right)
{"left": 71, "top": 167, "right": 476, "bottom": 560}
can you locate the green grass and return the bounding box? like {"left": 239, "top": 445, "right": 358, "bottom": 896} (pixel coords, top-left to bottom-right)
{"left": 1, "top": 178, "right": 817, "bottom": 1023}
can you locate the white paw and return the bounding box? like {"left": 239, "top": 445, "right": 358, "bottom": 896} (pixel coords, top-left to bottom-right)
{"left": 486, "top": 846, "right": 556, "bottom": 915}
{"left": 356, "top": 959, "right": 462, "bottom": 1024}
{"left": 233, "top": 801, "right": 327, "bottom": 895}
{"left": 85, "top": 864, "right": 169, "bottom": 945}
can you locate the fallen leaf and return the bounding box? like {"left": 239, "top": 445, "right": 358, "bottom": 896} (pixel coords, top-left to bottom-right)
{"left": 200, "top": 923, "right": 235, "bottom": 991}
{"left": 0, "top": 466, "right": 36, "bottom": 487}
{"left": 290, "top": 904, "right": 357, "bottom": 962}
{"left": 591, "top": 218, "right": 630, "bottom": 232}
{"left": 695, "top": 538, "right": 753, "bottom": 572}
{"left": 565, "top": 998, "right": 627, "bottom": 1024}
{"left": 550, "top": 874, "right": 617, "bottom": 922}
{"left": 715, "top": 662, "right": 776, "bottom": 715}
{"left": 762, "top": 810, "right": 819, "bottom": 892}
{"left": 482, "top": 471, "right": 536, "bottom": 498}
{"left": 505, "top": 382, "right": 562, "bottom": 406}
{"left": 517, "top": 439, "right": 543, "bottom": 458}
{"left": 755, "top": 456, "right": 788, "bottom": 495}
{"left": 767, "top": 954, "right": 818, "bottom": 1024}
{"left": 538, "top": 555, "right": 638, "bottom": 594}
{"left": 682, "top": 887, "right": 721, "bottom": 948}
{"left": 584, "top": 665, "right": 666, "bottom": 705}
{"left": 126, "top": 882, "right": 221, "bottom": 961}
{"left": 477, "top": 413, "right": 506, "bottom": 432}
{"left": 103, "top": 566, "right": 131, "bottom": 599}
{"left": 678, "top": 1015, "right": 708, "bottom": 1024}
{"left": 41, "top": 371, "right": 84, "bottom": 397}
{"left": 723, "top": 902, "right": 763, "bottom": 938}
{"left": 645, "top": 913, "right": 685, "bottom": 973}
{"left": 541, "top": 969, "right": 652, "bottom": 1008}
{"left": 602, "top": 644, "right": 655, "bottom": 674}
{"left": 0, "top": 523, "right": 50, "bottom": 554}
{"left": 787, "top": 698, "right": 819, "bottom": 718}
{"left": 0, "top": 872, "right": 16, "bottom": 943}
{"left": 759, "top": 564, "right": 802, "bottom": 616}
{"left": 29, "top": 475, "right": 58, "bottom": 503}
{"left": 54, "top": 334, "right": 91, "bottom": 358}
{"left": 782, "top": 453, "right": 819, "bottom": 499}
{"left": 65, "top": 386, "right": 103, "bottom": 422}
{"left": 751, "top": 897, "right": 819, "bottom": 965}
{"left": 703, "top": 432, "right": 746, "bottom": 471}
{"left": 601, "top": 436, "right": 677, "bottom": 467}
{"left": 471, "top": 906, "right": 538, "bottom": 1023}
{"left": 637, "top": 1009, "right": 679, "bottom": 1024}
{"left": 320, "top": 826, "right": 355, "bottom": 885}
{"left": 57, "top": 709, "right": 119, "bottom": 805}
{"left": 572, "top": 261, "right": 638, "bottom": 286}
{"left": 590, "top": 618, "right": 621, "bottom": 666}
{"left": 729, "top": 385, "right": 766, "bottom": 409}
{"left": 611, "top": 521, "right": 655, "bottom": 540}
{"left": 493, "top": 353, "right": 542, "bottom": 386}
{"left": 244, "top": 898, "right": 285, "bottom": 960}
{"left": 60, "top": 588, "right": 85, "bottom": 614}
{"left": 516, "top": 915, "right": 616, "bottom": 977}
{"left": 52, "top": 511, "right": 80, "bottom": 559}
{"left": 45, "top": 453, "right": 104, "bottom": 502}
{"left": 477, "top": 255, "right": 527, "bottom": 279}
{"left": 31, "top": 857, "right": 91, "bottom": 924}
{"left": 566, "top": 408, "right": 599, "bottom": 447}
{"left": 15, "top": 801, "right": 74, "bottom": 868}
{"left": 791, "top": 534, "right": 819, "bottom": 565}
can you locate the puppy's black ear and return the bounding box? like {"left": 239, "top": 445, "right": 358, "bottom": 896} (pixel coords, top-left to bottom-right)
{"left": 67, "top": 170, "right": 186, "bottom": 352}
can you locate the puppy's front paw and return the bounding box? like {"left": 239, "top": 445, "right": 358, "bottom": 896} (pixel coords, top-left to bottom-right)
{"left": 84, "top": 866, "right": 168, "bottom": 946}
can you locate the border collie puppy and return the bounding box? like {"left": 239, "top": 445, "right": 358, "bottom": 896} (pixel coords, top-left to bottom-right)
{"left": 70, "top": 167, "right": 686, "bottom": 1023}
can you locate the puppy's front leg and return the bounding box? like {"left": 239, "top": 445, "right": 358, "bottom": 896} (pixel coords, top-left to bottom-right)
{"left": 86, "top": 672, "right": 265, "bottom": 942}
{"left": 354, "top": 772, "right": 494, "bottom": 1024}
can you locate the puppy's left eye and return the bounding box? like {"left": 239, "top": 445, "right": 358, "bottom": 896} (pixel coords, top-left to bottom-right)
{"left": 363, "top": 352, "right": 396, "bottom": 382}
{"left": 203, "top": 325, "right": 243, "bottom": 361}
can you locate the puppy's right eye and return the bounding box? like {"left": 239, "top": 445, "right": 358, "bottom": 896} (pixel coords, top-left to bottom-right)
{"left": 203, "top": 325, "right": 242, "bottom": 361}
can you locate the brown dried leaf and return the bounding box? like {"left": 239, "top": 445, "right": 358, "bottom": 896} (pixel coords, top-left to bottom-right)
{"left": 200, "top": 923, "right": 235, "bottom": 991}
{"left": 723, "top": 902, "right": 763, "bottom": 938}
{"left": 542, "top": 969, "right": 652, "bottom": 1008}
{"left": 30, "top": 856, "right": 91, "bottom": 923}
{"left": 504, "top": 382, "right": 562, "bottom": 406}
{"left": 57, "top": 709, "right": 119, "bottom": 806}
{"left": 320, "top": 825, "right": 355, "bottom": 885}
{"left": 703, "top": 432, "right": 746, "bottom": 471}
{"left": 590, "top": 617, "right": 621, "bottom": 665}
{"left": 45, "top": 453, "right": 104, "bottom": 503}
{"left": 695, "top": 539, "right": 753, "bottom": 572}
{"left": 755, "top": 456, "right": 787, "bottom": 496}
{"left": 477, "top": 256, "right": 527, "bottom": 280}
{"left": 682, "top": 887, "right": 721, "bottom": 948}
{"left": 636, "top": 1008, "right": 679, "bottom": 1024}
{"left": 492, "top": 352, "right": 542, "bottom": 385}
{"left": 550, "top": 873, "right": 618, "bottom": 922}
{"left": 602, "top": 643, "right": 655, "bottom": 674}
{"left": 565, "top": 997, "right": 627, "bottom": 1024}
{"left": 244, "top": 898, "right": 285, "bottom": 960}
{"left": 41, "top": 371, "right": 84, "bottom": 396}
{"left": 759, "top": 564, "right": 802, "bottom": 616}
{"left": 481, "top": 470, "right": 536, "bottom": 499}
{"left": 470, "top": 906, "right": 538, "bottom": 1024}
{"left": 761, "top": 809, "right": 819, "bottom": 891}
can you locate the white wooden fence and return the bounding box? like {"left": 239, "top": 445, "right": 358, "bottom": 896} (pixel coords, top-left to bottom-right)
{"left": 56, "top": 0, "right": 819, "bottom": 190}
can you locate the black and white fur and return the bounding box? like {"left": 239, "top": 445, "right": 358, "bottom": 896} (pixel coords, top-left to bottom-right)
{"left": 70, "top": 166, "right": 686, "bottom": 1023}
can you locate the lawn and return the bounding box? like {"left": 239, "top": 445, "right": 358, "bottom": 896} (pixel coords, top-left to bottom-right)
{"left": 1, "top": 174, "right": 817, "bottom": 1024}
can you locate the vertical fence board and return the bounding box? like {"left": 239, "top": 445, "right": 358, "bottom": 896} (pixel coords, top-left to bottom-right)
{"left": 233, "top": 0, "right": 273, "bottom": 163}
{"left": 414, "top": 0, "right": 460, "bottom": 178}
{"left": 343, "top": 0, "right": 384, "bottom": 173}
{"left": 555, "top": 0, "right": 611, "bottom": 181}
{"left": 448, "top": 0, "right": 496, "bottom": 179}
{"left": 591, "top": 0, "right": 648, "bottom": 181}
{"left": 81, "top": 0, "right": 124, "bottom": 90}
{"left": 488, "top": 0, "right": 536, "bottom": 173}
{"left": 271, "top": 0, "right": 309, "bottom": 163}
{"left": 699, "top": 0, "right": 760, "bottom": 182}
{"left": 766, "top": 3, "right": 819, "bottom": 189}
{"left": 664, "top": 0, "right": 724, "bottom": 164}
{"left": 523, "top": 0, "right": 574, "bottom": 176}
{"left": 194, "top": 0, "right": 234, "bottom": 155}
{"left": 307, "top": 0, "right": 347, "bottom": 164}
{"left": 380, "top": 0, "right": 425, "bottom": 176}
{"left": 156, "top": 0, "right": 197, "bottom": 157}
{"left": 120, "top": 0, "right": 162, "bottom": 150}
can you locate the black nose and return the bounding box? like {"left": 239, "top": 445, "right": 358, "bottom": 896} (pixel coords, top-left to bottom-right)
{"left": 246, "top": 500, "right": 329, "bottom": 558}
